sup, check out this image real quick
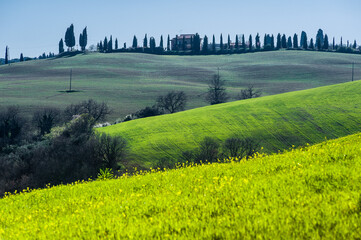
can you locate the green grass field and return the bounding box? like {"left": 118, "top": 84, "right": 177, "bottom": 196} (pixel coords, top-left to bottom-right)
{"left": 98, "top": 80, "right": 361, "bottom": 166}
{"left": 1, "top": 132, "right": 361, "bottom": 239}
{"left": 0, "top": 51, "right": 360, "bottom": 120}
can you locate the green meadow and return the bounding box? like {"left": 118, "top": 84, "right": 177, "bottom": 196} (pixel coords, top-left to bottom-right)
{"left": 0, "top": 51, "right": 360, "bottom": 119}
{"left": 99, "top": 80, "right": 361, "bottom": 166}
{"left": 1, "top": 132, "right": 361, "bottom": 239}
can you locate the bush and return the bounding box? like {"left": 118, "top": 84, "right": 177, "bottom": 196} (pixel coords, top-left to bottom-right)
{"left": 223, "top": 136, "right": 260, "bottom": 160}
{"left": 195, "top": 137, "right": 220, "bottom": 163}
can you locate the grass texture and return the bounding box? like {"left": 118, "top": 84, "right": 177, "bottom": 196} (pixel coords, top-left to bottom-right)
{"left": 1, "top": 133, "right": 361, "bottom": 239}
{"left": 99, "top": 80, "right": 361, "bottom": 166}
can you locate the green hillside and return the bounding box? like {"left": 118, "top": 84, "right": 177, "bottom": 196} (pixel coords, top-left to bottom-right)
{"left": 99, "top": 80, "right": 361, "bottom": 166}
{"left": 0, "top": 51, "right": 360, "bottom": 119}
{"left": 1, "top": 133, "right": 361, "bottom": 239}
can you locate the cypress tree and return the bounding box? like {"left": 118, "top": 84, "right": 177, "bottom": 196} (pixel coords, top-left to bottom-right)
{"left": 227, "top": 34, "right": 231, "bottom": 50}
{"left": 249, "top": 34, "right": 253, "bottom": 51}
{"left": 263, "top": 34, "right": 267, "bottom": 48}
{"left": 276, "top": 33, "right": 281, "bottom": 49}
{"left": 193, "top": 33, "right": 201, "bottom": 53}
{"left": 160, "top": 35, "right": 164, "bottom": 49}
{"left": 124, "top": 42, "right": 126, "bottom": 49}
{"left": 316, "top": 29, "right": 324, "bottom": 49}
{"left": 353, "top": 40, "right": 357, "bottom": 49}
{"left": 115, "top": 38, "right": 118, "bottom": 50}
{"left": 150, "top": 37, "right": 155, "bottom": 52}
{"left": 132, "top": 35, "right": 138, "bottom": 48}
{"left": 220, "top": 34, "right": 223, "bottom": 51}
{"left": 182, "top": 36, "right": 186, "bottom": 51}
{"left": 202, "top": 35, "right": 208, "bottom": 53}
{"left": 242, "top": 34, "right": 246, "bottom": 50}
{"left": 167, "top": 35, "right": 170, "bottom": 51}
{"left": 212, "top": 34, "right": 216, "bottom": 52}
{"left": 323, "top": 34, "right": 329, "bottom": 50}
{"left": 340, "top": 37, "right": 343, "bottom": 47}
{"left": 347, "top": 40, "right": 349, "bottom": 48}
{"left": 103, "top": 37, "right": 108, "bottom": 52}
{"left": 143, "top": 34, "right": 148, "bottom": 48}
{"left": 5, "top": 46, "right": 8, "bottom": 64}
{"left": 271, "top": 35, "right": 275, "bottom": 49}
{"left": 20, "top": 53, "right": 24, "bottom": 62}
{"left": 332, "top": 37, "right": 335, "bottom": 50}
{"left": 99, "top": 42, "right": 103, "bottom": 52}
{"left": 255, "top": 33, "right": 260, "bottom": 50}
{"left": 81, "top": 27, "right": 87, "bottom": 51}
{"left": 190, "top": 36, "right": 194, "bottom": 50}
{"left": 287, "top": 36, "right": 292, "bottom": 48}
{"left": 293, "top": 34, "right": 298, "bottom": 48}
{"left": 108, "top": 35, "right": 113, "bottom": 52}
{"left": 309, "top": 38, "right": 314, "bottom": 49}
{"left": 235, "top": 35, "right": 239, "bottom": 50}
{"left": 300, "top": 31, "right": 307, "bottom": 49}
{"left": 79, "top": 33, "right": 83, "bottom": 51}
{"left": 281, "top": 34, "right": 287, "bottom": 48}
{"left": 59, "top": 39, "right": 64, "bottom": 54}
{"left": 64, "top": 24, "right": 75, "bottom": 51}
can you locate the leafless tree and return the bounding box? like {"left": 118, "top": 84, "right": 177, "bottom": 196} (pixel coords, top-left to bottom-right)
{"left": 156, "top": 91, "right": 187, "bottom": 113}
{"left": 223, "top": 137, "right": 260, "bottom": 160}
{"left": 64, "top": 99, "right": 111, "bottom": 122}
{"left": 33, "top": 108, "right": 61, "bottom": 136}
{"left": 238, "top": 85, "right": 262, "bottom": 100}
{"left": 205, "top": 73, "right": 228, "bottom": 105}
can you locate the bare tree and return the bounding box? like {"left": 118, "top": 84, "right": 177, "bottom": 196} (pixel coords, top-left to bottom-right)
{"left": 64, "top": 99, "right": 111, "bottom": 122}
{"left": 156, "top": 91, "right": 187, "bottom": 114}
{"left": 238, "top": 85, "right": 261, "bottom": 100}
{"left": 33, "top": 108, "right": 61, "bottom": 136}
{"left": 0, "top": 106, "right": 26, "bottom": 146}
{"left": 206, "top": 73, "right": 228, "bottom": 105}
{"left": 223, "top": 137, "right": 260, "bottom": 160}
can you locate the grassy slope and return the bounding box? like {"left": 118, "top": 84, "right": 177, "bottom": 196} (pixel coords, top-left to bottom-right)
{"left": 99, "top": 80, "right": 361, "bottom": 166}
{"left": 1, "top": 133, "right": 361, "bottom": 239}
{"left": 0, "top": 51, "right": 360, "bottom": 120}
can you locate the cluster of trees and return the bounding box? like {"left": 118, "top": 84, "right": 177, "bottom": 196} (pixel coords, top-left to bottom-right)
{"left": 58, "top": 24, "right": 88, "bottom": 54}
{"left": 0, "top": 99, "right": 128, "bottom": 196}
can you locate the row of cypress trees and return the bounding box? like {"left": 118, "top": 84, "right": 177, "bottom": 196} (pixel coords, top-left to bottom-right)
{"left": 58, "top": 24, "right": 87, "bottom": 54}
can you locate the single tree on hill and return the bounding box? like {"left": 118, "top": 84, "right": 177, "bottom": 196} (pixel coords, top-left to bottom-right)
{"left": 59, "top": 39, "right": 64, "bottom": 54}
{"left": 143, "top": 34, "right": 148, "bottom": 48}
{"left": 249, "top": 34, "right": 253, "bottom": 51}
{"left": 202, "top": 35, "right": 208, "bottom": 53}
{"left": 160, "top": 35, "right": 164, "bottom": 49}
{"left": 65, "top": 24, "right": 75, "bottom": 51}
{"left": 293, "top": 34, "right": 298, "bottom": 48}
{"left": 156, "top": 91, "right": 187, "bottom": 114}
{"left": 5, "top": 46, "right": 8, "bottom": 64}
{"left": 206, "top": 72, "right": 228, "bottom": 105}
{"left": 132, "top": 35, "right": 138, "bottom": 48}
{"left": 115, "top": 38, "right": 118, "bottom": 50}
{"left": 20, "top": 53, "right": 24, "bottom": 62}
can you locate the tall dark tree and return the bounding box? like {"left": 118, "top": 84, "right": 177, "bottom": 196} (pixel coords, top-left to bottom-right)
{"left": 5, "top": 46, "right": 8, "bottom": 64}
{"left": 79, "top": 27, "right": 87, "bottom": 51}
{"left": 332, "top": 37, "right": 335, "bottom": 50}
{"left": 59, "top": 39, "right": 65, "bottom": 54}
{"left": 115, "top": 38, "right": 118, "bottom": 50}
{"left": 108, "top": 35, "right": 113, "bottom": 52}
{"left": 249, "top": 34, "right": 253, "bottom": 51}
{"left": 143, "top": 34, "right": 148, "bottom": 48}
{"left": 281, "top": 34, "right": 287, "bottom": 48}
{"left": 124, "top": 42, "right": 126, "bottom": 49}
{"left": 353, "top": 40, "right": 357, "bottom": 49}
{"left": 20, "top": 53, "right": 24, "bottom": 62}
{"left": 202, "top": 35, "right": 208, "bottom": 53}
{"left": 220, "top": 34, "right": 223, "bottom": 51}
{"left": 212, "top": 34, "right": 216, "bottom": 52}
{"left": 192, "top": 33, "right": 201, "bottom": 53}
{"left": 99, "top": 42, "right": 103, "bottom": 52}
{"left": 64, "top": 24, "right": 75, "bottom": 51}
{"left": 160, "top": 35, "right": 164, "bottom": 49}
{"left": 227, "top": 34, "right": 231, "bottom": 50}
{"left": 182, "top": 36, "right": 186, "bottom": 51}
{"left": 276, "top": 33, "right": 281, "bottom": 49}
{"left": 263, "top": 34, "right": 267, "bottom": 48}
{"left": 293, "top": 34, "right": 298, "bottom": 48}
{"left": 103, "top": 37, "right": 108, "bottom": 52}
{"left": 235, "top": 35, "right": 239, "bottom": 50}
{"left": 132, "top": 35, "right": 138, "bottom": 48}
{"left": 300, "top": 31, "right": 307, "bottom": 49}
{"left": 149, "top": 37, "right": 156, "bottom": 52}
{"left": 347, "top": 40, "right": 350, "bottom": 48}
{"left": 309, "top": 38, "right": 314, "bottom": 49}
{"left": 340, "top": 37, "right": 343, "bottom": 47}
{"left": 242, "top": 34, "right": 246, "bottom": 50}
{"left": 287, "top": 36, "right": 292, "bottom": 48}
{"left": 323, "top": 34, "right": 329, "bottom": 50}
{"left": 167, "top": 35, "right": 170, "bottom": 51}
{"left": 206, "top": 72, "right": 228, "bottom": 105}
{"left": 270, "top": 35, "right": 275, "bottom": 49}
{"left": 255, "top": 33, "right": 260, "bottom": 50}
{"left": 316, "top": 29, "right": 324, "bottom": 49}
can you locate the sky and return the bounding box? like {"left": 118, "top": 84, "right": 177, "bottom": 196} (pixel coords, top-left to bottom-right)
{"left": 0, "top": 0, "right": 360, "bottom": 58}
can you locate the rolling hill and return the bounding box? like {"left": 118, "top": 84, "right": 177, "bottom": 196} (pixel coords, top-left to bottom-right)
{"left": 99, "top": 80, "right": 361, "bottom": 166}
{"left": 1, "top": 132, "right": 361, "bottom": 239}
{"left": 0, "top": 51, "right": 360, "bottom": 120}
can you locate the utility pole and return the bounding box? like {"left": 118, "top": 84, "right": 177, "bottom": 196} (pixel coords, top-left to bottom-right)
{"left": 352, "top": 62, "right": 354, "bottom": 82}
{"left": 69, "top": 69, "right": 72, "bottom": 91}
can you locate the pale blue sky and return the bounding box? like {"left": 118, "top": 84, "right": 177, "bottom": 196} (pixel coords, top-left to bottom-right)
{"left": 1, "top": 0, "right": 360, "bottom": 58}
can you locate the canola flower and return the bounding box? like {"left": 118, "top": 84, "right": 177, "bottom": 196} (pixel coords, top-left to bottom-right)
{"left": 1, "top": 133, "right": 361, "bottom": 239}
